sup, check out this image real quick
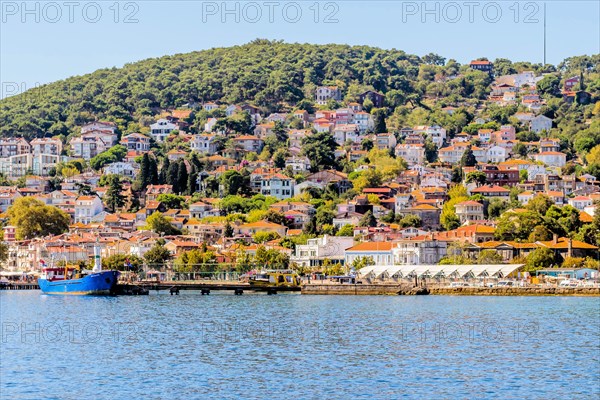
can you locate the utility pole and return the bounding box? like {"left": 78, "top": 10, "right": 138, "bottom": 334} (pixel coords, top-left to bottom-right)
{"left": 543, "top": 3, "right": 547, "bottom": 66}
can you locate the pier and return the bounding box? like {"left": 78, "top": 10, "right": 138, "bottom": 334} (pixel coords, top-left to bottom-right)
{"left": 115, "top": 281, "right": 301, "bottom": 295}
{"left": 0, "top": 282, "right": 40, "bottom": 290}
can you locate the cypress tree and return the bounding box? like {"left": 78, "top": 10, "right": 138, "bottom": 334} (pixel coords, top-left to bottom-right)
{"left": 159, "top": 157, "right": 170, "bottom": 184}
{"left": 166, "top": 161, "right": 179, "bottom": 190}
{"left": 176, "top": 160, "right": 188, "bottom": 195}
{"left": 148, "top": 156, "right": 159, "bottom": 184}
{"left": 139, "top": 153, "right": 150, "bottom": 190}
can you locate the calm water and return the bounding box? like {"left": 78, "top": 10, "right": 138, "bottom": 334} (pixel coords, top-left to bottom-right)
{"left": 1, "top": 291, "right": 599, "bottom": 400}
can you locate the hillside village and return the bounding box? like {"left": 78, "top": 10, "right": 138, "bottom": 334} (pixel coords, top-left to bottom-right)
{"left": 1, "top": 53, "right": 600, "bottom": 276}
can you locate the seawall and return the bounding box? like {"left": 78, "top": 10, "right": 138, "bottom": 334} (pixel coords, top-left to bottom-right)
{"left": 302, "top": 284, "right": 600, "bottom": 296}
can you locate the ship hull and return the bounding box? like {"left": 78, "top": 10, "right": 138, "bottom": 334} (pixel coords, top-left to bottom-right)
{"left": 38, "top": 271, "right": 120, "bottom": 295}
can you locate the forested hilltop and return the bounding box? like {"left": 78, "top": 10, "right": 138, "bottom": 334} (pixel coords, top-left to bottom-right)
{"left": 2, "top": 39, "right": 597, "bottom": 141}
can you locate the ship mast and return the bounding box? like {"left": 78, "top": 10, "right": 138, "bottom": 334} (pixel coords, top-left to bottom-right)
{"left": 93, "top": 239, "right": 102, "bottom": 272}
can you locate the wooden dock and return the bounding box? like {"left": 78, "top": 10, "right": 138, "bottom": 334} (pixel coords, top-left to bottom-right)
{"left": 0, "top": 282, "right": 40, "bottom": 290}
{"left": 115, "top": 281, "right": 302, "bottom": 295}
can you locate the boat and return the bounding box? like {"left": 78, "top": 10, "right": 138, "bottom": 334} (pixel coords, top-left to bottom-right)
{"left": 248, "top": 270, "right": 301, "bottom": 288}
{"left": 38, "top": 243, "right": 119, "bottom": 295}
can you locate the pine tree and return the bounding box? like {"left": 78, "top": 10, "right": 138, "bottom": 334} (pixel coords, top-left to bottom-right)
{"left": 224, "top": 221, "right": 234, "bottom": 237}
{"left": 460, "top": 146, "right": 477, "bottom": 167}
{"left": 159, "top": 157, "right": 170, "bottom": 184}
{"left": 176, "top": 160, "right": 188, "bottom": 195}
{"left": 187, "top": 169, "right": 198, "bottom": 195}
{"left": 138, "top": 153, "right": 150, "bottom": 190}
{"left": 148, "top": 156, "right": 159, "bottom": 185}
{"left": 105, "top": 175, "right": 125, "bottom": 213}
{"left": 166, "top": 161, "right": 179, "bottom": 191}
{"left": 359, "top": 210, "right": 377, "bottom": 227}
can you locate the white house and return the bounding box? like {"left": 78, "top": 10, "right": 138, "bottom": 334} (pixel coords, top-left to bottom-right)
{"left": 260, "top": 173, "right": 295, "bottom": 200}
{"left": 414, "top": 125, "right": 446, "bottom": 148}
{"left": 530, "top": 115, "right": 553, "bottom": 133}
{"left": 353, "top": 112, "right": 374, "bottom": 133}
{"left": 121, "top": 133, "right": 150, "bottom": 152}
{"left": 533, "top": 151, "right": 567, "bottom": 168}
{"left": 395, "top": 144, "right": 425, "bottom": 166}
{"left": 74, "top": 195, "right": 104, "bottom": 224}
{"left": 345, "top": 242, "right": 395, "bottom": 266}
{"left": 291, "top": 235, "right": 355, "bottom": 267}
{"left": 285, "top": 156, "right": 311, "bottom": 173}
{"left": 486, "top": 145, "right": 507, "bottom": 163}
{"left": 568, "top": 196, "right": 593, "bottom": 211}
{"left": 315, "top": 86, "right": 341, "bottom": 105}
{"left": 104, "top": 162, "right": 139, "bottom": 178}
{"left": 191, "top": 134, "right": 218, "bottom": 154}
{"left": 150, "top": 119, "right": 178, "bottom": 142}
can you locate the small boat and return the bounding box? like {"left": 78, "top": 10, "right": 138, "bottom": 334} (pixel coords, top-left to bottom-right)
{"left": 38, "top": 243, "right": 119, "bottom": 295}
{"left": 248, "top": 270, "right": 301, "bottom": 288}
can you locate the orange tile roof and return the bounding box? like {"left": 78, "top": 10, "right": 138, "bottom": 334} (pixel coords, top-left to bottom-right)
{"left": 347, "top": 242, "right": 394, "bottom": 252}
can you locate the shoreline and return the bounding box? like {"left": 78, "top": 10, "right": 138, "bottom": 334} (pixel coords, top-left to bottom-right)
{"left": 301, "top": 284, "right": 600, "bottom": 296}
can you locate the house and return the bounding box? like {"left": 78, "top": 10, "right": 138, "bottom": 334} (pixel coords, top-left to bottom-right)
{"left": 74, "top": 195, "right": 104, "bottom": 224}
{"left": 285, "top": 156, "right": 311, "bottom": 173}
{"left": 393, "top": 236, "right": 448, "bottom": 264}
{"left": 0, "top": 138, "right": 30, "bottom": 157}
{"left": 345, "top": 241, "right": 395, "bottom": 266}
{"left": 470, "top": 185, "right": 510, "bottom": 199}
{"left": 292, "top": 110, "right": 309, "bottom": 124}
{"left": 564, "top": 76, "right": 580, "bottom": 91}
{"left": 150, "top": 119, "right": 178, "bottom": 142}
{"left": 517, "top": 191, "right": 535, "bottom": 205}
{"left": 254, "top": 122, "right": 276, "bottom": 137}
{"left": 306, "top": 170, "right": 352, "bottom": 193}
{"left": 121, "top": 133, "right": 150, "bottom": 152}
{"left": 315, "top": 86, "right": 341, "bottom": 105}
{"left": 332, "top": 211, "right": 363, "bottom": 229}
{"left": 191, "top": 133, "right": 218, "bottom": 154}
{"left": 104, "top": 162, "right": 139, "bottom": 178}
{"left": 232, "top": 135, "right": 264, "bottom": 153}
{"left": 203, "top": 102, "right": 219, "bottom": 111}
{"left": 438, "top": 145, "right": 467, "bottom": 164}
{"left": 568, "top": 196, "right": 593, "bottom": 211}
{"left": 454, "top": 201, "right": 485, "bottom": 224}
{"left": 395, "top": 144, "right": 425, "bottom": 166}
{"left": 413, "top": 125, "right": 446, "bottom": 148}
{"left": 358, "top": 91, "right": 385, "bottom": 108}
{"left": 397, "top": 204, "right": 441, "bottom": 228}
{"left": 533, "top": 151, "right": 567, "bottom": 168}
{"left": 145, "top": 184, "right": 173, "bottom": 203}
{"left": 353, "top": 112, "right": 374, "bottom": 133}
{"left": 237, "top": 220, "right": 287, "bottom": 237}
{"left": 81, "top": 121, "right": 116, "bottom": 134}
{"left": 333, "top": 124, "right": 360, "bottom": 145}
{"left": 486, "top": 145, "right": 507, "bottom": 163}
{"left": 530, "top": 115, "right": 553, "bottom": 133}
{"left": 31, "top": 138, "right": 62, "bottom": 156}
{"left": 189, "top": 201, "right": 218, "bottom": 219}
{"left": 0, "top": 186, "right": 22, "bottom": 212}
{"left": 260, "top": 173, "right": 295, "bottom": 200}
{"left": 469, "top": 60, "right": 493, "bottom": 73}
{"left": 291, "top": 235, "right": 355, "bottom": 267}
{"left": 376, "top": 133, "right": 397, "bottom": 150}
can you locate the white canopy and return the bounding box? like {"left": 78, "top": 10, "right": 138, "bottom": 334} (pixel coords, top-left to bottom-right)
{"left": 359, "top": 264, "right": 524, "bottom": 279}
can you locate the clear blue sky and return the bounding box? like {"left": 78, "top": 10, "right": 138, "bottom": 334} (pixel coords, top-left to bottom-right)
{"left": 1, "top": 0, "right": 599, "bottom": 97}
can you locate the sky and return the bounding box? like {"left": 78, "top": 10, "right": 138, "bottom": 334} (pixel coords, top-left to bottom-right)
{"left": 1, "top": 0, "right": 599, "bottom": 98}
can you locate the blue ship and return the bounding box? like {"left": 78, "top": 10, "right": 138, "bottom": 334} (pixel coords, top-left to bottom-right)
{"left": 38, "top": 270, "right": 120, "bottom": 295}
{"left": 38, "top": 242, "right": 120, "bottom": 295}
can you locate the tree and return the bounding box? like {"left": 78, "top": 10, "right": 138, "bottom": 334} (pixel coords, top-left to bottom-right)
{"left": 221, "top": 170, "right": 250, "bottom": 196}
{"left": 524, "top": 247, "right": 560, "bottom": 272}
{"left": 145, "top": 212, "right": 181, "bottom": 235}
{"left": 495, "top": 211, "right": 542, "bottom": 241}
{"left": 336, "top": 224, "right": 354, "bottom": 237}
{"left": 301, "top": 130, "right": 337, "bottom": 172}
{"left": 176, "top": 160, "right": 188, "bottom": 195}
{"left": 536, "top": 74, "right": 560, "bottom": 97}
{"left": 144, "top": 241, "right": 172, "bottom": 268}
{"left": 156, "top": 194, "right": 186, "bottom": 209}
{"left": 465, "top": 171, "right": 487, "bottom": 186}
{"left": 272, "top": 149, "right": 287, "bottom": 169}
{"left": 487, "top": 198, "right": 508, "bottom": 219}
{"left": 105, "top": 175, "right": 125, "bottom": 213}
{"left": 527, "top": 194, "right": 553, "bottom": 216}
{"left": 460, "top": 146, "right": 477, "bottom": 167}
{"left": 372, "top": 108, "right": 387, "bottom": 133}
{"left": 359, "top": 210, "right": 377, "bottom": 227}
{"left": 102, "top": 254, "right": 144, "bottom": 272}
{"left": 224, "top": 221, "right": 234, "bottom": 238}
{"left": 8, "top": 197, "right": 70, "bottom": 240}
{"left": 398, "top": 214, "right": 422, "bottom": 228}
{"left": 0, "top": 242, "right": 8, "bottom": 263}
{"left": 476, "top": 249, "right": 504, "bottom": 264}
{"left": 253, "top": 231, "right": 280, "bottom": 244}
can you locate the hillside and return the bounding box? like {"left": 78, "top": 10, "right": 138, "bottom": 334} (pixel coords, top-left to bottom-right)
{"left": 1, "top": 39, "right": 427, "bottom": 139}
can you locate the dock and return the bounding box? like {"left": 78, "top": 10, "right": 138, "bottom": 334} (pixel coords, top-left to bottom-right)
{"left": 0, "top": 282, "right": 40, "bottom": 290}
{"left": 115, "top": 281, "right": 301, "bottom": 295}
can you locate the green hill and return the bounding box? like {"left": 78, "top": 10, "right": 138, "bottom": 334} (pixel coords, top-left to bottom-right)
{"left": 0, "top": 39, "right": 429, "bottom": 138}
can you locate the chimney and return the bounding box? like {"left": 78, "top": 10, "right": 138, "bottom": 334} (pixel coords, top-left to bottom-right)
{"left": 568, "top": 238, "right": 573, "bottom": 258}
{"left": 552, "top": 234, "right": 558, "bottom": 245}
